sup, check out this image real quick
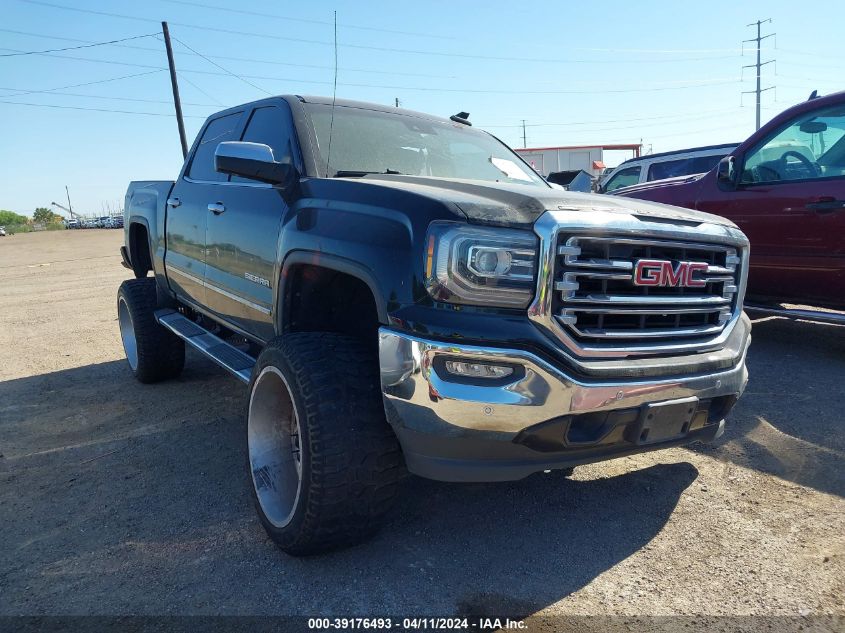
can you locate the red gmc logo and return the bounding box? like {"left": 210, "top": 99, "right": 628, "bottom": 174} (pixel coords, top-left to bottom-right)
{"left": 633, "top": 259, "right": 709, "bottom": 288}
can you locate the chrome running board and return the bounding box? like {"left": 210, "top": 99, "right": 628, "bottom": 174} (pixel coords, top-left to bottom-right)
{"left": 155, "top": 309, "right": 256, "bottom": 383}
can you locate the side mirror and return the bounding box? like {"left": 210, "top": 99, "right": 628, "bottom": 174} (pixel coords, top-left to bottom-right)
{"left": 717, "top": 155, "right": 738, "bottom": 188}
{"left": 215, "top": 141, "right": 294, "bottom": 185}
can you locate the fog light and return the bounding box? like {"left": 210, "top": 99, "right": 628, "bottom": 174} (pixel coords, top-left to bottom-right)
{"left": 444, "top": 360, "right": 513, "bottom": 379}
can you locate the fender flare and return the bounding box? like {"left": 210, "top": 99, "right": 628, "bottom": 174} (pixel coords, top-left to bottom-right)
{"left": 277, "top": 251, "right": 390, "bottom": 332}
{"left": 127, "top": 217, "right": 154, "bottom": 275}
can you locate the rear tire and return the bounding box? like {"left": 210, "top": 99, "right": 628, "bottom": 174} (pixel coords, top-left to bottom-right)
{"left": 117, "top": 278, "right": 185, "bottom": 383}
{"left": 247, "top": 333, "right": 404, "bottom": 556}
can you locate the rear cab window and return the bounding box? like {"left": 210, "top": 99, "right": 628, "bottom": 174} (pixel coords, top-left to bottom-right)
{"left": 647, "top": 154, "right": 727, "bottom": 181}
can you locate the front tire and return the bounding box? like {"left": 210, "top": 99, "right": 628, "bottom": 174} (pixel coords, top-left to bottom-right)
{"left": 117, "top": 278, "right": 185, "bottom": 383}
{"left": 247, "top": 333, "right": 403, "bottom": 556}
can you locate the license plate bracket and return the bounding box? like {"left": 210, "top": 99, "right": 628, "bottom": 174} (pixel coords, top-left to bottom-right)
{"left": 630, "top": 397, "right": 699, "bottom": 445}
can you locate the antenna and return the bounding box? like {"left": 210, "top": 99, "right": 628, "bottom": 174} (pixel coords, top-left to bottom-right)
{"left": 325, "top": 11, "right": 338, "bottom": 178}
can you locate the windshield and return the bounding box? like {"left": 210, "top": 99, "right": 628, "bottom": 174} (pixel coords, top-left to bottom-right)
{"left": 305, "top": 104, "right": 546, "bottom": 186}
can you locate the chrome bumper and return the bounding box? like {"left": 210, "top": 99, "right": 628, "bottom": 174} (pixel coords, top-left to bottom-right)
{"left": 378, "top": 319, "right": 750, "bottom": 481}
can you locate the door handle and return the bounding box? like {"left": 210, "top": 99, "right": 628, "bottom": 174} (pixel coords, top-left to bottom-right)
{"left": 208, "top": 202, "right": 226, "bottom": 215}
{"left": 806, "top": 197, "right": 845, "bottom": 213}
{"left": 166, "top": 197, "right": 181, "bottom": 208}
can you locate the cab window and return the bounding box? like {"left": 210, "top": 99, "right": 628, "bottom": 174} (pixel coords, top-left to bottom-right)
{"left": 242, "top": 106, "right": 294, "bottom": 161}
{"left": 603, "top": 165, "right": 641, "bottom": 192}
{"left": 741, "top": 104, "right": 845, "bottom": 184}
{"left": 647, "top": 158, "right": 690, "bottom": 181}
{"left": 647, "top": 154, "right": 725, "bottom": 181}
{"left": 231, "top": 105, "right": 297, "bottom": 183}
{"left": 187, "top": 112, "right": 243, "bottom": 182}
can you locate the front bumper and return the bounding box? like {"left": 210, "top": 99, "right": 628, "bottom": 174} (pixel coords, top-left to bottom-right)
{"left": 378, "top": 317, "right": 750, "bottom": 482}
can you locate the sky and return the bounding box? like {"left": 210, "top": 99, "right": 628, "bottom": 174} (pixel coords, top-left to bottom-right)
{"left": 0, "top": 0, "right": 841, "bottom": 217}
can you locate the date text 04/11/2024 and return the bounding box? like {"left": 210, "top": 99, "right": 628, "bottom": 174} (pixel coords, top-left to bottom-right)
{"left": 306, "top": 617, "right": 527, "bottom": 630}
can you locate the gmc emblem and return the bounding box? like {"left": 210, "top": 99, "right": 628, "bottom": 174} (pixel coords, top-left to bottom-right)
{"left": 633, "top": 259, "right": 709, "bottom": 288}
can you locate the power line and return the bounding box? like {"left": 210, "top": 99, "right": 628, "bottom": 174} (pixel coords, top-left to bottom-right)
{"left": 0, "top": 28, "right": 459, "bottom": 79}
{"left": 775, "top": 46, "right": 845, "bottom": 61}
{"left": 580, "top": 46, "right": 750, "bottom": 53}
{"left": 160, "top": 0, "right": 456, "bottom": 40}
{"left": 14, "top": 0, "right": 750, "bottom": 66}
{"left": 0, "top": 46, "right": 744, "bottom": 95}
{"left": 535, "top": 121, "right": 754, "bottom": 147}
{"left": 176, "top": 72, "right": 224, "bottom": 106}
{"left": 0, "top": 48, "right": 746, "bottom": 95}
{"left": 0, "top": 31, "right": 158, "bottom": 57}
{"left": 168, "top": 35, "right": 273, "bottom": 95}
{"left": 0, "top": 100, "right": 207, "bottom": 117}
{"left": 480, "top": 107, "right": 740, "bottom": 128}
{"left": 482, "top": 109, "right": 745, "bottom": 135}
{"left": 776, "top": 59, "right": 845, "bottom": 72}
{"left": 0, "top": 68, "right": 164, "bottom": 98}
{"left": 0, "top": 86, "right": 219, "bottom": 107}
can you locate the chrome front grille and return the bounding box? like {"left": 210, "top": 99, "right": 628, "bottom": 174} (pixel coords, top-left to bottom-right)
{"left": 553, "top": 235, "right": 740, "bottom": 343}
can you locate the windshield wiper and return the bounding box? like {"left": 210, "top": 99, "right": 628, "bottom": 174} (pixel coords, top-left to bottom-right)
{"left": 334, "top": 169, "right": 405, "bottom": 177}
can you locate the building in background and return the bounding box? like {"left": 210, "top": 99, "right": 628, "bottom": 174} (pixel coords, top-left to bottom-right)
{"left": 514, "top": 144, "right": 642, "bottom": 181}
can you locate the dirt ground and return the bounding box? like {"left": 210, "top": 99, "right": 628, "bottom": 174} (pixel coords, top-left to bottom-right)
{"left": 1, "top": 230, "right": 843, "bottom": 625}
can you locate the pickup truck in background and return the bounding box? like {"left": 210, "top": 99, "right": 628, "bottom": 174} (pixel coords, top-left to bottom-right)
{"left": 613, "top": 91, "right": 845, "bottom": 321}
{"left": 598, "top": 143, "right": 739, "bottom": 194}
{"left": 119, "top": 95, "right": 751, "bottom": 555}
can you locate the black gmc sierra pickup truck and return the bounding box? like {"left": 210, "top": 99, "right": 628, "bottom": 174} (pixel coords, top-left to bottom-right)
{"left": 119, "top": 95, "right": 751, "bottom": 555}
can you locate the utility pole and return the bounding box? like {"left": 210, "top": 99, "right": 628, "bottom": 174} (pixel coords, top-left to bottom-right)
{"left": 395, "top": 97, "right": 400, "bottom": 108}
{"left": 521, "top": 120, "right": 527, "bottom": 148}
{"left": 51, "top": 201, "right": 76, "bottom": 220}
{"left": 742, "top": 19, "right": 775, "bottom": 131}
{"left": 162, "top": 21, "right": 188, "bottom": 158}
{"left": 65, "top": 185, "right": 74, "bottom": 217}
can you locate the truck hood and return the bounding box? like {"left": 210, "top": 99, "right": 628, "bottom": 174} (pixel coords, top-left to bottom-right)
{"left": 355, "top": 174, "right": 737, "bottom": 229}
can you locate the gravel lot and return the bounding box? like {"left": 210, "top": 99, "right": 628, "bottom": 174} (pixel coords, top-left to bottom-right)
{"left": 1, "top": 230, "right": 843, "bottom": 626}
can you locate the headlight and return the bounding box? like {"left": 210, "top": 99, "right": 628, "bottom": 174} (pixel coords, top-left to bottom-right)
{"left": 424, "top": 222, "right": 538, "bottom": 307}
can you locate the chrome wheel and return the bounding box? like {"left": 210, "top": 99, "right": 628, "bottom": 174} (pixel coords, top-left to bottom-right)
{"left": 117, "top": 296, "right": 138, "bottom": 371}
{"left": 248, "top": 366, "right": 303, "bottom": 529}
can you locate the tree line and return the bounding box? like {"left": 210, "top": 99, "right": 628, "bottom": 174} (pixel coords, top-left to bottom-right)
{"left": 0, "top": 208, "right": 64, "bottom": 233}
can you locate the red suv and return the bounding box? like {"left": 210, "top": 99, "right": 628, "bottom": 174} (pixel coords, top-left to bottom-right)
{"left": 613, "top": 91, "right": 845, "bottom": 316}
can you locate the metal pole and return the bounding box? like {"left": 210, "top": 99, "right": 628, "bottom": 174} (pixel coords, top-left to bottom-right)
{"left": 65, "top": 185, "right": 73, "bottom": 217}
{"left": 162, "top": 21, "right": 188, "bottom": 158}
{"left": 743, "top": 19, "right": 772, "bottom": 131}
{"left": 754, "top": 20, "right": 761, "bottom": 131}
{"left": 522, "top": 120, "right": 527, "bottom": 148}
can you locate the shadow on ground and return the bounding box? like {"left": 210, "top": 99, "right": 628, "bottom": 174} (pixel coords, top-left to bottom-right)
{"left": 1, "top": 354, "right": 696, "bottom": 615}
{"left": 688, "top": 317, "right": 845, "bottom": 498}
{"left": 2, "top": 317, "right": 842, "bottom": 615}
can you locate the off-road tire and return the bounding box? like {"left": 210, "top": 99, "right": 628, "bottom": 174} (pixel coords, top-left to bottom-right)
{"left": 247, "top": 333, "right": 404, "bottom": 556}
{"left": 117, "top": 278, "right": 185, "bottom": 383}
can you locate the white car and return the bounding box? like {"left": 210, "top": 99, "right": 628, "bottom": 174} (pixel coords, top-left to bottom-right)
{"left": 599, "top": 143, "right": 739, "bottom": 193}
{"left": 0, "top": 226, "right": 6, "bottom": 237}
